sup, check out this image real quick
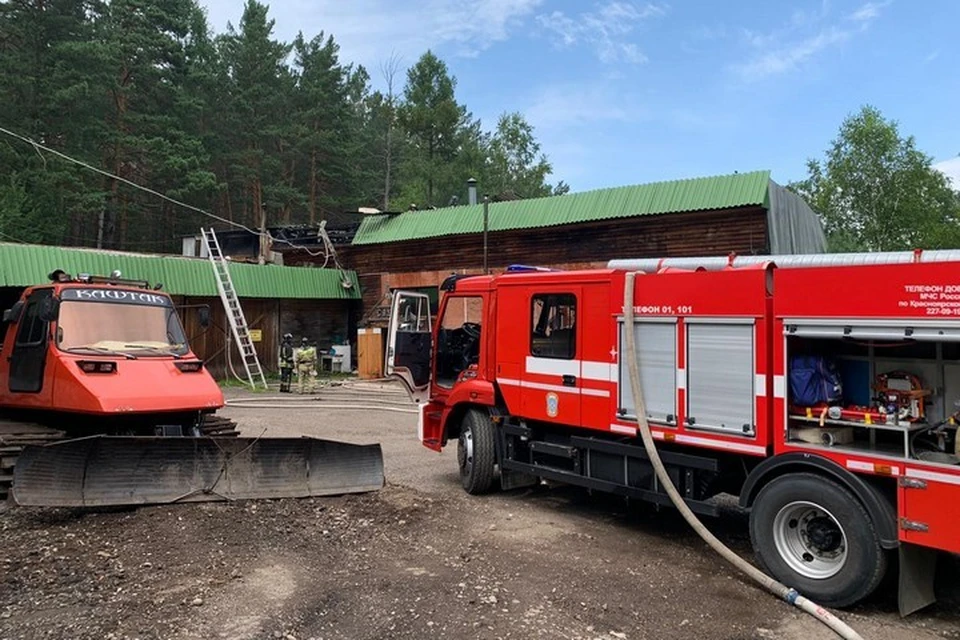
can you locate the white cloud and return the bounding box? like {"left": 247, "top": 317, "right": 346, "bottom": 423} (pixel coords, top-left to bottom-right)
{"left": 536, "top": 1, "right": 666, "bottom": 64}
{"left": 736, "top": 27, "right": 851, "bottom": 79}
{"left": 849, "top": 1, "right": 892, "bottom": 23}
{"left": 523, "top": 75, "right": 738, "bottom": 136}
{"left": 935, "top": 157, "right": 960, "bottom": 189}
{"left": 200, "top": 0, "right": 542, "bottom": 73}
{"left": 732, "top": 0, "right": 887, "bottom": 81}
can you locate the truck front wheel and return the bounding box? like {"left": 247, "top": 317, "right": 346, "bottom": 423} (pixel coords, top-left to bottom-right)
{"left": 457, "top": 408, "right": 496, "bottom": 494}
{"left": 749, "top": 473, "right": 887, "bottom": 608}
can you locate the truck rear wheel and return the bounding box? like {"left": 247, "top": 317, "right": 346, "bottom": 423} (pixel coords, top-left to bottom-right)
{"left": 457, "top": 408, "right": 496, "bottom": 494}
{"left": 749, "top": 473, "right": 887, "bottom": 608}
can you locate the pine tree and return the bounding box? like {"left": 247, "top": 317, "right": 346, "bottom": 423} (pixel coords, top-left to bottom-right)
{"left": 0, "top": 12, "right": 567, "bottom": 249}
{"left": 97, "top": 0, "right": 213, "bottom": 249}
{"left": 292, "top": 31, "right": 351, "bottom": 223}
{"left": 0, "top": 0, "right": 110, "bottom": 246}
{"left": 398, "top": 51, "right": 465, "bottom": 207}
{"left": 217, "top": 0, "right": 294, "bottom": 232}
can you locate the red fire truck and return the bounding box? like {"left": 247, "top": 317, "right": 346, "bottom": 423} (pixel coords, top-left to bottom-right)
{"left": 386, "top": 251, "right": 960, "bottom": 614}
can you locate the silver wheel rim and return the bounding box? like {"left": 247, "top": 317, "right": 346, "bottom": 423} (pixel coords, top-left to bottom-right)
{"left": 458, "top": 428, "right": 474, "bottom": 477}
{"left": 772, "top": 501, "right": 848, "bottom": 579}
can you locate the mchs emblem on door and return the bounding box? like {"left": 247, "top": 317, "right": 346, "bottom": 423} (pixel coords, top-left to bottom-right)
{"left": 546, "top": 392, "right": 559, "bottom": 417}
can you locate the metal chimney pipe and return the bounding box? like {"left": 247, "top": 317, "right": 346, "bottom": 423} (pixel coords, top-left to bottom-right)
{"left": 467, "top": 177, "right": 478, "bottom": 206}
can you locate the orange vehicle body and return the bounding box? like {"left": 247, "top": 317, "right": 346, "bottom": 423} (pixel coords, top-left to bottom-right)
{"left": 0, "top": 275, "right": 223, "bottom": 432}
{"left": 1, "top": 270, "right": 386, "bottom": 509}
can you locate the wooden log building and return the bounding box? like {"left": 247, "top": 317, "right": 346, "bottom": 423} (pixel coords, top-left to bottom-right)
{"left": 281, "top": 170, "right": 825, "bottom": 327}
{"left": 0, "top": 242, "right": 361, "bottom": 379}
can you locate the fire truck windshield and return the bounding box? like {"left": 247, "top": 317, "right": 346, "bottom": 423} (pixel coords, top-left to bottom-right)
{"left": 56, "top": 297, "right": 189, "bottom": 357}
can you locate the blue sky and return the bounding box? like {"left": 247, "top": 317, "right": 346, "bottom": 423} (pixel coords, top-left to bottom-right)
{"left": 200, "top": 0, "right": 960, "bottom": 192}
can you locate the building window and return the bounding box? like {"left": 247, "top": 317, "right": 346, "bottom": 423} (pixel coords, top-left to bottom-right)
{"left": 530, "top": 293, "right": 577, "bottom": 359}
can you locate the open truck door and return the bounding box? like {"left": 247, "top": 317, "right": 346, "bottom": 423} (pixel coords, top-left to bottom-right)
{"left": 8, "top": 290, "right": 53, "bottom": 393}
{"left": 386, "top": 291, "right": 432, "bottom": 403}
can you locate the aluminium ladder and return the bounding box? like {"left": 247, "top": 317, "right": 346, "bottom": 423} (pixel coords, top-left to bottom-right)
{"left": 200, "top": 228, "right": 268, "bottom": 389}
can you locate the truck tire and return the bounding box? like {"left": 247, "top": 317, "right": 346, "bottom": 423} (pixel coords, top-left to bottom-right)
{"left": 458, "top": 408, "right": 496, "bottom": 494}
{"left": 749, "top": 473, "right": 887, "bottom": 608}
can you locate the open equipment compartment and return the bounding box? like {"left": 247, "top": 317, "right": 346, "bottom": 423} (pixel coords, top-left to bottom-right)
{"left": 783, "top": 326, "right": 960, "bottom": 465}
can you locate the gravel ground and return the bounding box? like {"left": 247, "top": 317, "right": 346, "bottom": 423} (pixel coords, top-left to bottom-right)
{"left": 1, "top": 381, "right": 958, "bottom": 640}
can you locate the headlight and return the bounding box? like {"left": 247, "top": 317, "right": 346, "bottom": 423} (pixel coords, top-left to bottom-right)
{"left": 77, "top": 360, "right": 117, "bottom": 374}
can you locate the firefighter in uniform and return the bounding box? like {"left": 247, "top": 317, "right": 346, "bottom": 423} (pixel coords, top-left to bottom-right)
{"left": 294, "top": 337, "right": 318, "bottom": 394}
{"left": 278, "top": 333, "right": 295, "bottom": 393}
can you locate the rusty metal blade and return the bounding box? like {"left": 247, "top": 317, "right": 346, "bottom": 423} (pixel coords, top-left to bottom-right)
{"left": 12, "top": 436, "right": 384, "bottom": 507}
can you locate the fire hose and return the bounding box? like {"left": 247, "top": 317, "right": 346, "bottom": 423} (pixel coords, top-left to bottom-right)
{"left": 623, "top": 272, "right": 863, "bottom": 640}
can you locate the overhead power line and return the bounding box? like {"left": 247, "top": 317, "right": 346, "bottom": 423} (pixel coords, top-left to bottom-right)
{"left": 0, "top": 124, "right": 337, "bottom": 261}
{"left": 0, "top": 229, "right": 28, "bottom": 244}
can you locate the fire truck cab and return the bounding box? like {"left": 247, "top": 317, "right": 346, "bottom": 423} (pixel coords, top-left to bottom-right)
{"left": 386, "top": 256, "right": 960, "bottom": 614}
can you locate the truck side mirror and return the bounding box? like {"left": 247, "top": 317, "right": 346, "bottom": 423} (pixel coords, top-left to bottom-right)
{"left": 38, "top": 298, "right": 60, "bottom": 322}
{"left": 198, "top": 305, "right": 211, "bottom": 329}
{"left": 2, "top": 301, "right": 24, "bottom": 323}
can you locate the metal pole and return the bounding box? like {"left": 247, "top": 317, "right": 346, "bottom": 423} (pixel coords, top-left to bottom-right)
{"left": 259, "top": 206, "right": 268, "bottom": 265}
{"left": 482, "top": 195, "right": 489, "bottom": 274}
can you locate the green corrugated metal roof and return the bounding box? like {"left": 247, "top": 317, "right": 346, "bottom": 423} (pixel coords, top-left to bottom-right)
{"left": 353, "top": 170, "right": 772, "bottom": 246}
{"left": 0, "top": 243, "right": 361, "bottom": 300}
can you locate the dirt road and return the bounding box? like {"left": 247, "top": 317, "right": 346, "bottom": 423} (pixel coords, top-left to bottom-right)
{"left": 2, "top": 383, "right": 958, "bottom": 640}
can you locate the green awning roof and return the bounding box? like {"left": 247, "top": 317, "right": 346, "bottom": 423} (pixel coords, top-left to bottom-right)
{"left": 0, "top": 242, "right": 361, "bottom": 300}
{"left": 353, "top": 170, "right": 772, "bottom": 245}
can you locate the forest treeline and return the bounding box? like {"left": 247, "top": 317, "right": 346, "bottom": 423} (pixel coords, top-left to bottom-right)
{"left": 0, "top": 0, "right": 566, "bottom": 252}
{"left": 2, "top": 2, "right": 957, "bottom": 256}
